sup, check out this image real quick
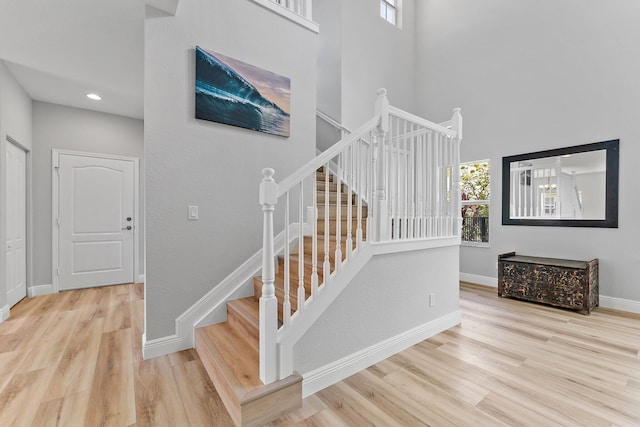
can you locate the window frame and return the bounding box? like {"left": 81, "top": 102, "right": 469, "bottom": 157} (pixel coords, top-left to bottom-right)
{"left": 460, "top": 160, "right": 491, "bottom": 248}
{"left": 380, "top": 0, "right": 402, "bottom": 28}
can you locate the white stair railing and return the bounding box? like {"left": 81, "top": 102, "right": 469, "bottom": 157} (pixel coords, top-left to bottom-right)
{"left": 272, "top": 0, "right": 312, "bottom": 20}
{"left": 259, "top": 89, "right": 462, "bottom": 383}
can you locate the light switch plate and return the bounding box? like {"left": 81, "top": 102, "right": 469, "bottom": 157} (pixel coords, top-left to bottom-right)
{"left": 188, "top": 205, "right": 198, "bottom": 220}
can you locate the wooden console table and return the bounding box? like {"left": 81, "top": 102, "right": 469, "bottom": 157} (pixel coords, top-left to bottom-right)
{"left": 498, "top": 252, "right": 599, "bottom": 314}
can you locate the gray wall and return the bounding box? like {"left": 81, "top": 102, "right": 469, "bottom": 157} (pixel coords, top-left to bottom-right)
{"left": 144, "top": 0, "right": 317, "bottom": 340}
{"left": 314, "top": 0, "right": 342, "bottom": 120}
{"left": 341, "top": 0, "right": 417, "bottom": 128}
{"left": 294, "top": 246, "right": 459, "bottom": 374}
{"left": 0, "top": 60, "right": 33, "bottom": 311}
{"left": 416, "top": 0, "right": 640, "bottom": 302}
{"left": 315, "top": 0, "right": 417, "bottom": 129}
{"left": 31, "top": 102, "right": 144, "bottom": 287}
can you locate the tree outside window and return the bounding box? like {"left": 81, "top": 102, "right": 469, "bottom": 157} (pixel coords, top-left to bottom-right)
{"left": 460, "top": 161, "right": 490, "bottom": 245}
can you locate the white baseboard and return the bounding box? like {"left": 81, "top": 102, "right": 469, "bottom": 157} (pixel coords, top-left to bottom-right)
{"left": 599, "top": 296, "right": 640, "bottom": 315}
{"left": 28, "top": 284, "right": 55, "bottom": 297}
{"left": 460, "top": 273, "right": 640, "bottom": 315}
{"left": 0, "top": 305, "right": 9, "bottom": 323}
{"left": 142, "top": 333, "right": 186, "bottom": 360}
{"left": 137, "top": 274, "right": 146, "bottom": 284}
{"left": 301, "top": 310, "right": 462, "bottom": 398}
{"left": 459, "top": 272, "right": 497, "bottom": 287}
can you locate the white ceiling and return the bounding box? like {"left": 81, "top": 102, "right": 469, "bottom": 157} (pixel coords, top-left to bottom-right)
{"left": 0, "top": 0, "right": 145, "bottom": 119}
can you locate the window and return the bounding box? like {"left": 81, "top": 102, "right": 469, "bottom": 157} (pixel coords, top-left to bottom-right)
{"left": 460, "top": 161, "right": 490, "bottom": 246}
{"left": 380, "top": 0, "right": 400, "bottom": 27}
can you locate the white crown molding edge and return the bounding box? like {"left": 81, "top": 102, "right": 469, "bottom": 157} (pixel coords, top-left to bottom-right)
{"left": 301, "top": 310, "right": 463, "bottom": 398}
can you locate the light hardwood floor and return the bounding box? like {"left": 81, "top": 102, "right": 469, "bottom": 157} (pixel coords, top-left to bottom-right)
{"left": 0, "top": 282, "right": 638, "bottom": 426}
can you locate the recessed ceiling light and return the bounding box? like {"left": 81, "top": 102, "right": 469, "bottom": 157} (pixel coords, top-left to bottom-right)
{"left": 86, "top": 93, "right": 102, "bottom": 101}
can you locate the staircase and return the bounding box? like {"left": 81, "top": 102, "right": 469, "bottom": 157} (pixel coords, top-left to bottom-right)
{"left": 193, "top": 89, "right": 462, "bottom": 426}
{"left": 195, "top": 168, "right": 367, "bottom": 426}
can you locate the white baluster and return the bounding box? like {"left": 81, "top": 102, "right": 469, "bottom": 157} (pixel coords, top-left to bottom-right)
{"left": 323, "top": 164, "right": 330, "bottom": 285}
{"left": 403, "top": 120, "right": 409, "bottom": 240}
{"left": 311, "top": 171, "right": 319, "bottom": 297}
{"left": 335, "top": 153, "right": 342, "bottom": 272}
{"left": 409, "top": 123, "right": 416, "bottom": 239}
{"left": 259, "top": 168, "right": 278, "bottom": 384}
{"left": 356, "top": 140, "right": 364, "bottom": 246}
{"left": 304, "top": 0, "right": 312, "bottom": 20}
{"left": 298, "top": 181, "right": 305, "bottom": 311}
{"left": 284, "top": 192, "right": 291, "bottom": 325}
{"left": 394, "top": 117, "right": 400, "bottom": 240}
{"left": 346, "top": 143, "right": 354, "bottom": 259}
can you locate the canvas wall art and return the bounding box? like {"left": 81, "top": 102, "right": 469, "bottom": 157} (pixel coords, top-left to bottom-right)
{"left": 195, "top": 46, "right": 291, "bottom": 137}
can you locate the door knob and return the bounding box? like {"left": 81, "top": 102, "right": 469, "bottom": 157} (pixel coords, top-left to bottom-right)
{"left": 126, "top": 217, "right": 132, "bottom": 221}
{"left": 122, "top": 226, "right": 132, "bottom": 231}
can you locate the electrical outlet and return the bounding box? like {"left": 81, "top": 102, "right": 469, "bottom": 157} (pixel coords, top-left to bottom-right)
{"left": 429, "top": 293, "right": 436, "bottom": 307}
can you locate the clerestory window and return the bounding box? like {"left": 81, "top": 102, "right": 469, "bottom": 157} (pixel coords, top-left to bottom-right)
{"left": 380, "top": 0, "right": 401, "bottom": 27}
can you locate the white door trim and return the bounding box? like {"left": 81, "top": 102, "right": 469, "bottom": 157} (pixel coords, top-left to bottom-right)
{"left": 52, "top": 149, "right": 140, "bottom": 292}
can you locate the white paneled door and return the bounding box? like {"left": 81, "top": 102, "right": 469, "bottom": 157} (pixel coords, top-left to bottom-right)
{"left": 57, "top": 153, "right": 135, "bottom": 290}
{"left": 5, "top": 142, "right": 27, "bottom": 307}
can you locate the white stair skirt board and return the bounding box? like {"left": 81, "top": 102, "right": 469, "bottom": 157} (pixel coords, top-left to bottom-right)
{"left": 28, "top": 284, "right": 54, "bottom": 297}
{"left": 459, "top": 272, "right": 498, "bottom": 287}
{"left": 302, "top": 310, "right": 463, "bottom": 398}
{"left": 461, "top": 273, "right": 640, "bottom": 315}
{"left": 0, "top": 305, "right": 9, "bottom": 323}
{"left": 142, "top": 223, "right": 304, "bottom": 360}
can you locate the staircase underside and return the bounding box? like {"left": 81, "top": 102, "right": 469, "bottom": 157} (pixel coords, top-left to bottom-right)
{"left": 195, "top": 168, "right": 366, "bottom": 426}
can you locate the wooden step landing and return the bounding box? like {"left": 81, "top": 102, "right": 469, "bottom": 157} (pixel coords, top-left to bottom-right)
{"left": 195, "top": 323, "right": 302, "bottom": 427}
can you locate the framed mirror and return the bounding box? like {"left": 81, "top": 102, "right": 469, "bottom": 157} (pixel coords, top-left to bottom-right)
{"left": 502, "top": 139, "right": 619, "bottom": 228}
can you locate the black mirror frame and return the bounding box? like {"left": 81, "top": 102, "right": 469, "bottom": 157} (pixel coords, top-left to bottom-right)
{"left": 502, "top": 139, "right": 619, "bottom": 228}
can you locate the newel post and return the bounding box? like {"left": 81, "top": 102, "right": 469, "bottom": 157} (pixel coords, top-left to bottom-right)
{"left": 259, "top": 168, "right": 278, "bottom": 384}
{"left": 372, "top": 88, "right": 390, "bottom": 241}
{"left": 451, "top": 108, "right": 463, "bottom": 237}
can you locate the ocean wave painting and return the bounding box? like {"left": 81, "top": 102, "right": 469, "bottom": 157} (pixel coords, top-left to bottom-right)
{"left": 195, "top": 46, "right": 291, "bottom": 137}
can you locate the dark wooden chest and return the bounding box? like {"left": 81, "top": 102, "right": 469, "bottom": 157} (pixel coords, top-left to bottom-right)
{"left": 498, "top": 252, "right": 599, "bottom": 314}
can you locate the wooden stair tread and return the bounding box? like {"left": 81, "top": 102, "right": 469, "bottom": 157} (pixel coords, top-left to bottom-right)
{"left": 196, "top": 323, "right": 262, "bottom": 395}
{"left": 227, "top": 297, "right": 259, "bottom": 325}
{"left": 227, "top": 297, "right": 260, "bottom": 352}
{"left": 195, "top": 321, "right": 303, "bottom": 426}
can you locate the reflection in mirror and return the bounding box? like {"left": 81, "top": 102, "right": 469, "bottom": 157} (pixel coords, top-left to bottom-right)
{"left": 502, "top": 139, "right": 619, "bottom": 228}
{"left": 509, "top": 150, "right": 606, "bottom": 220}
